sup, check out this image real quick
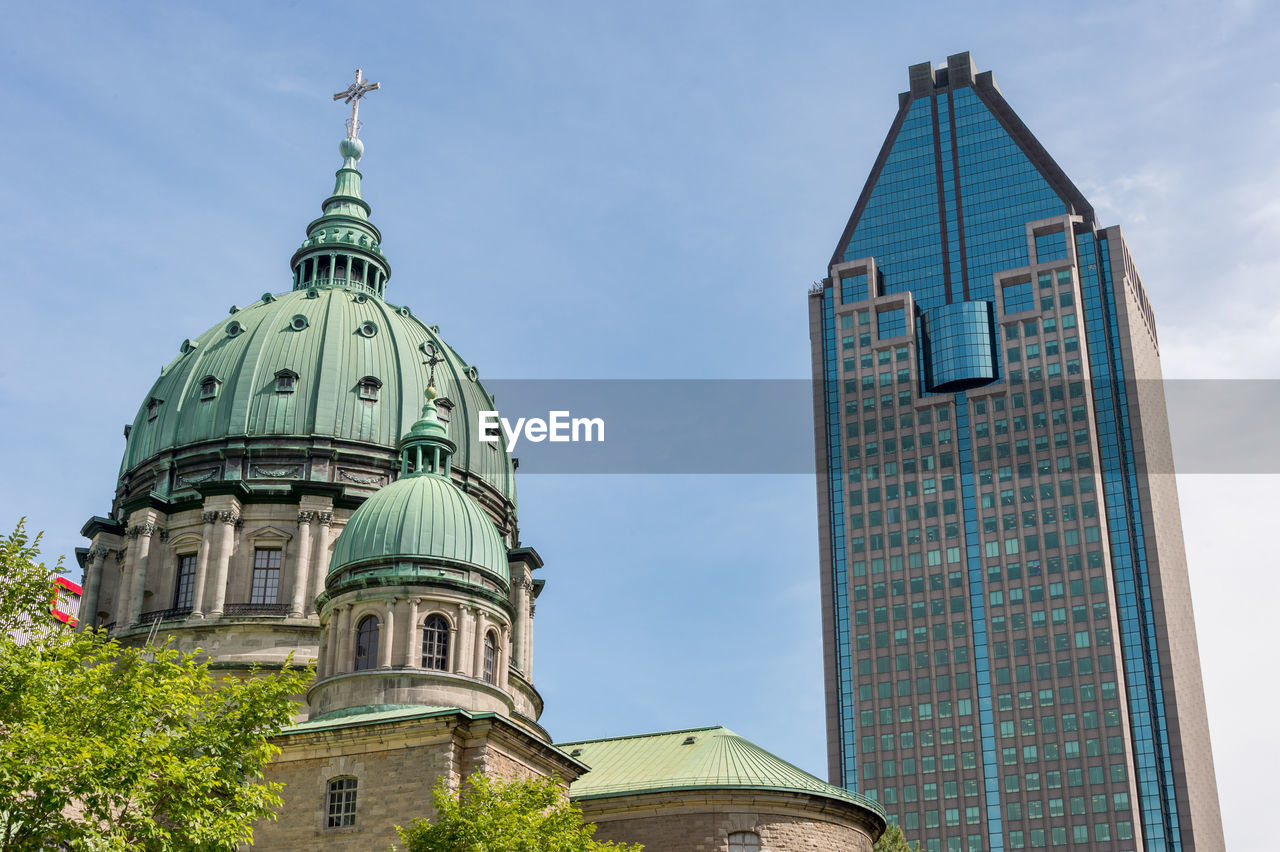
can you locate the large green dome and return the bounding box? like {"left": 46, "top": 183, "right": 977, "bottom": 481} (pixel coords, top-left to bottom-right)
{"left": 116, "top": 134, "right": 516, "bottom": 514}
{"left": 119, "top": 284, "right": 515, "bottom": 505}
{"left": 329, "top": 472, "right": 508, "bottom": 583}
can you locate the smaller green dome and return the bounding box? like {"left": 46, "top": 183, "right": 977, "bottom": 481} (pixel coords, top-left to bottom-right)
{"left": 330, "top": 474, "right": 508, "bottom": 583}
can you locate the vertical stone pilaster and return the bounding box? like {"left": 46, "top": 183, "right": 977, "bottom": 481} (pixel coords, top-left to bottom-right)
{"left": 208, "top": 511, "right": 239, "bottom": 618}
{"left": 527, "top": 599, "right": 536, "bottom": 677}
{"left": 499, "top": 626, "right": 510, "bottom": 689}
{"left": 380, "top": 599, "right": 396, "bottom": 669}
{"left": 403, "top": 597, "right": 420, "bottom": 667}
{"left": 126, "top": 522, "right": 157, "bottom": 626}
{"left": 511, "top": 573, "right": 528, "bottom": 673}
{"left": 79, "top": 546, "right": 108, "bottom": 631}
{"left": 316, "top": 622, "right": 329, "bottom": 679}
{"left": 290, "top": 511, "right": 315, "bottom": 618}
{"left": 335, "top": 604, "right": 352, "bottom": 675}
{"left": 472, "top": 609, "right": 488, "bottom": 678}
{"left": 308, "top": 512, "right": 333, "bottom": 616}
{"left": 190, "top": 511, "right": 218, "bottom": 617}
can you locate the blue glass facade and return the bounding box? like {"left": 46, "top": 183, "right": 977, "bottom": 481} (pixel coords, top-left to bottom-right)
{"left": 815, "top": 57, "right": 1204, "bottom": 852}
{"left": 920, "top": 302, "right": 999, "bottom": 392}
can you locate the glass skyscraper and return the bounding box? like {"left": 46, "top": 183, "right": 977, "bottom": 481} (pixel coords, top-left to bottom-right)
{"left": 808, "top": 54, "right": 1223, "bottom": 852}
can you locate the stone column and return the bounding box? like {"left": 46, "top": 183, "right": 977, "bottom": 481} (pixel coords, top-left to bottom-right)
{"left": 455, "top": 604, "right": 473, "bottom": 675}
{"left": 208, "top": 511, "right": 239, "bottom": 618}
{"left": 112, "top": 549, "right": 132, "bottom": 630}
{"left": 472, "top": 609, "right": 488, "bottom": 678}
{"left": 499, "top": 626, "right": 510, "bottom": 689}
{"left": 511, "top": 575, "right": 528, "bottom": 673}
{"left": 335, "top": 605, "right": 352, "bottom": 675}
{"left": 448, "top": 619, "right": 460, "bottom": 673}
{"left": 126, "top": 523, "right": 157, "bottom": 626}
{"left": 379, "top": 599, "right": 396, "bottom": 669}
{"left": 316, "top": 623, "right": 329, "bottom": 679}
{"left": 78, "top": 546, "right": 107, "bottom": 631}
{"left": 307, "top": 513, "right": 333, "bottom": 616}
{"left": 403, "top": 597, "right": 420, "bottom": 667}
{"left": 289, "top": 512, "right": 315, "bottom": 618}
{"left": 526, "top": 600, "right": 536, "bottom": 677}
{"left": 190, "top": 511, "right": 218, "bottom": 617}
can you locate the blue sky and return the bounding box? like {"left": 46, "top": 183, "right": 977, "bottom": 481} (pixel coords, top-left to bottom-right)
{"left": 2, "top": 2, "right": 1278, "bottom": 848}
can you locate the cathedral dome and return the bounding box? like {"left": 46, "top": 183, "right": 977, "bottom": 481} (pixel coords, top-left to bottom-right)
{"left": 121, "top": 286, "right": 513, "bottom": 502}
{"left": 116, "top": 132, "right": 515, "bottom": 513}
{"left": 328, "top": 463, "right": 509, "bottom": 584}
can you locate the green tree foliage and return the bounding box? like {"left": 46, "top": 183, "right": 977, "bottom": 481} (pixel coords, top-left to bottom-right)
{"left": 397, "top": 773, "right": 642, "bottom": 852}
{"left": 874, "top": 821, "right": 923, "bottom": 852}
{"left": 0, "top": 521, "right": 311, "bottom": 850}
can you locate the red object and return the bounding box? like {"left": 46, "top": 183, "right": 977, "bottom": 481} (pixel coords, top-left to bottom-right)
{"left": 51, "top": 576, "right": 82, "bottom": 626}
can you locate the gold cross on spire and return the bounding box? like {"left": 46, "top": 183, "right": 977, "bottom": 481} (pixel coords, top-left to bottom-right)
{"left": 333, "top": 68, "right": 381, "bottom": 139}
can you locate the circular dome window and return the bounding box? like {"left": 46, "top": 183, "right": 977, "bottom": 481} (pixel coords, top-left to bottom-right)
{"left": 466, "top": 366, "right": 478, "bottom": 381}
{"left": 261, "top": 292, "right": 276, "bottom": 303}
{"left": 357, "top": 321, "right": 378, "bottom": 338}
{"left": 352, "top": 293, "right": 368, "bottom": 304}
{"left": 179, "top": 339, "right": 196, "bottom": 354}
{"left": 397, "top": 305, "right": 411, "bottom": 317}
{"left": 419, "top": 340, "right": 436, "bottom": 357}
{"left": 306, "top": 288, "right": 319, "bottom": 299}
{"left": 226, "top": 321, "right": 243, "bottom": 337}
{"left": 290, "top": 314, "right": 309, "bottom": 331}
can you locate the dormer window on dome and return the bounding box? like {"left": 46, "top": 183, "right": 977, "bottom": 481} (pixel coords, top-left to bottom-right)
{"left": 357, "top": 376, "right": 382, "bottom": 402}
{"left": 199, "top": 376, "right": 221, "bottom": 401}
{"left": 146, "top": 397, "right": 163, "bottom": 421}
{"left": 275, "top": 369, "right": 298, "bottom": 394}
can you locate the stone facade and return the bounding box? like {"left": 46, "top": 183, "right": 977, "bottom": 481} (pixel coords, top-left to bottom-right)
{"left": 582, "top": 790, "right": 880, "bottom": 852}
{"left": 255, "top": 709, "right": 584, "bottom": 850}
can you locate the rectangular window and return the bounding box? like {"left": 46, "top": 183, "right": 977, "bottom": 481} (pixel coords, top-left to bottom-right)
{"left": 174, "top": 554, "right": 197, "bottom": 609}
{"left": 327, "top": 777, "right": 358, "bottom": 828}
{"left": 1003, "top": 280, "right": 1034, "bottom": 314}
{"left": 841, "top": 272, "right": 869, "bottom": 303}
{"left": 878, "top": 307, "right": 907, "bottom": 339}
{"left": 251, "top": 548, "right": 282, "bottom": 605}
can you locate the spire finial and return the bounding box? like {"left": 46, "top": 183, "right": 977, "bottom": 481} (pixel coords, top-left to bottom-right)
{"left": 423, "top": 346, "right": 445, "bottom": 403}
{"left": 333, "top": 68, "right": 381, "bottom": 141}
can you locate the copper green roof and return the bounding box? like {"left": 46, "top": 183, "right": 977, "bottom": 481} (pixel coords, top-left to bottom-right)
{"left": 121, "top": 285, "right": 515, "bottom": 505}
{"left": 288, "top": 137, "right": 390, "bottom": 293}
{"left": 328, "top": 470, "right": 508, "bottom": 583}
{"left": 556, "top": 726, "right": 884, "bottom": 817}
{"left": 286, "top": 704, "right": 464, "bottom": 735}
{"left": 119, "top": 133, "right": 515, "bottom": 508}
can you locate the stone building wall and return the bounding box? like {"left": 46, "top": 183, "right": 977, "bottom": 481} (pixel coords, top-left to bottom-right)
{"left": 253, "top": 710, "right": 581, "bottom": 851}
{"left": 582, "top": 790, "right": 881, "bottom": 852}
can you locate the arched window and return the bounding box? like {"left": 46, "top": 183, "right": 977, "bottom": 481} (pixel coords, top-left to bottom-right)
{"left": 482, "top": 631, "right": 498, "bottom": 684}
{"left": 421, "top": 615, "right": 450, "bottom": 671}
{"left": 354, "top": 615, "right": 379, "bottom": 671}
{"left": 728, "top": 831, "right": 761, "bottom": 852}
{"left": 326, "top": 776, "right": 357, "bottom": 828}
